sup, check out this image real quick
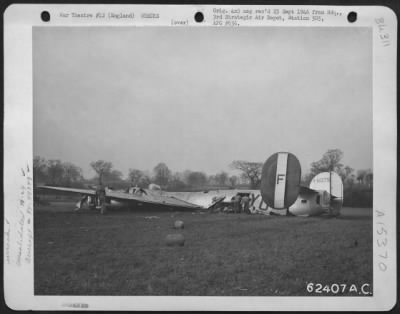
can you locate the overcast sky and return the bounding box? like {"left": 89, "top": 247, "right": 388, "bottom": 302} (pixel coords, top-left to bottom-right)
{"left": 33, "top": 26, "right": 372, "bottom": 179}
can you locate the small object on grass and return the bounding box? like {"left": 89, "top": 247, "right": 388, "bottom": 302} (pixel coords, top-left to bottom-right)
{"left": 174, "top": 220, "right": 184, "bottom": 229}
{"left": 165, "top": 233, "right": 185, "bottom": 246}
{"left": 144, "top": 216, "right": 160, "bottom": 219}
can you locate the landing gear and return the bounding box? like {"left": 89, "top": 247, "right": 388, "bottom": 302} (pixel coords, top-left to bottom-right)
{"left": 75, "top": 195, "right": 89, "bottom": 211}
{"left": 100, "top": 203, "right": 107, "bottom": 215}
{"left": 95, "top": 187, "right": 107, "bottom": 215}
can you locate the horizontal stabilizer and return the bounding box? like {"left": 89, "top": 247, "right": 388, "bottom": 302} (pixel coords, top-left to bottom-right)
{"left": 299, "top": 186, "right": 319, "bottom": 195}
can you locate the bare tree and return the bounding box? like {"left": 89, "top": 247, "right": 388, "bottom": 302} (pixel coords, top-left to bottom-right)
{"left": 207, "top": 174, "right": 217, "bottom": 185}
{"left": 153, "top": 162, "right": 171, "bottom": 187}
{"left": 182, "top": 170, "right": 192, "bottom": 185}
{"left": 365, "top": 171, "right": 373, "bottom": 189}
{"left": 47, "top": 159, "right": 65, "bottom": 185}
{"left": 230, "top": 161, "right": 263, "bottom": 189}
{"left": 128, "top": 169, "right": 144, "bottom": 186}
{"left": 338, "top": 165, "right": 354, "bottom": 182}
{"left": 215, "top": 171, "right": 229, "bottom": 186}
{"left": 103, "top": 169, "right": 123, "bottom": 181}
{"left": 187, "top": 171, "right": 207, "bottom": 187}
{"left": 169, "top": 173, "right": 187, "bottom": 190}
{"left": 90, "top": 160, "right": 113, "bottom": 185}
{"left": 228, "top": 175, "right": 238, "bottom": 188}
{"left": 356, "top": 169, "right": 367, "bottom": 185}
{"left": 33, "top": 156, "right": 48, "bottom": 187}
{"left": 310, "top": 149, "right": 344, "bottom": 174}
{"left": 239, "top": 173, "right": 250, "bottom": 185}
{"left": 345, "top": 173, "right": 356, "bottom": 187}
{"left": 356, "top": 169, "right": 373, "bottom": 188}
{"left": 62, "top": 162, "right": 83, "bottom": 186}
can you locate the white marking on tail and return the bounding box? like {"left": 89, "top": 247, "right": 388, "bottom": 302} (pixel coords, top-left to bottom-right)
{"left": 274, "top": 153, "right": 288, "bottom": 208}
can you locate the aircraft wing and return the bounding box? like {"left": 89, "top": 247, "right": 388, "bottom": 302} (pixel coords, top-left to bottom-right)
{"left": 105, "top": 190, "right": 202, "bottom": 209}
{"left": 38, "top": 186, "right": 213, "bottom": 209}
{"left": 37, "top": 186, "right": 97, "bottom": 196}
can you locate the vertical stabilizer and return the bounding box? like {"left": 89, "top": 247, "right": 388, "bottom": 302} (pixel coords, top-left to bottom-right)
{"left": 260, "top": 152, "right": 301, "bottom": 209}
{"left": 309, "top": 172, "right": 343, "bottom": 215}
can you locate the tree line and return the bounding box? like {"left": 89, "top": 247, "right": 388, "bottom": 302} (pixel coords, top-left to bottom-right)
{"left": 33, "top": 157, "right": 245, "bottom": 191}
{"left": 34, "top": 149, "right": 373, "bottom": 206}
{"left": 33, "top": 157, "right": 84, "bottom": 187}
{"left": 128, "top": 164, "right": 243, "bottom": 191}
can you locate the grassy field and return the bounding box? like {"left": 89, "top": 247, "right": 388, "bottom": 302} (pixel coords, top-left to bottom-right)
{"left": 34, "top": 202, "right": 372, "bottom": 296}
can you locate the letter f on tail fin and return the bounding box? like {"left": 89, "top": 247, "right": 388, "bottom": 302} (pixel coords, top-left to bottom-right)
{"left": 274, "top": 152, "right": 288, "bottom": 208}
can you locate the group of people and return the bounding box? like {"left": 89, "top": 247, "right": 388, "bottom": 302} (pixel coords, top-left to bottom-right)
{"left": 74, "top": 185, "right": 107, "bottom": 214}
{"left": 232, "top": 193, "right": 252, "bottom": 214}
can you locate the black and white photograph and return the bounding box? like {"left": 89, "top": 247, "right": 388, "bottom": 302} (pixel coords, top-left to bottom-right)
{"left": 32, "top": 25, "right": 374, "bottom": 296}
{"left": 3, "top": 4, "right": 397, "bottom": 311}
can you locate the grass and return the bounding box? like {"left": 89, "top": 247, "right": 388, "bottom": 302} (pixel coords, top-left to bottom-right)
{"left": 34, "top": 202, "right": 372, "bottom": 296}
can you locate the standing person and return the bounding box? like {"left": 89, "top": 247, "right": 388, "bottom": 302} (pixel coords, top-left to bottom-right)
{"left": 233, "top": 194, "right": 242, "bottom": 214}
{"left": 250, "top": 193, "right": 256, "bottom": 207}
{"left": 241, "top": 195, "right": 250, "bottom": 214}
{"left": 96, "top": 185, "right": 107, "bottom": 214}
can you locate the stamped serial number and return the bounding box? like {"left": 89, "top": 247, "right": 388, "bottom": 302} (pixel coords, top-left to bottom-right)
{"left": 306, "top": 283, "right": 372, "bottom": 295}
